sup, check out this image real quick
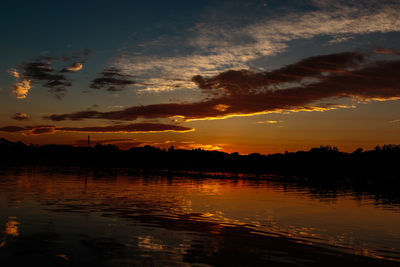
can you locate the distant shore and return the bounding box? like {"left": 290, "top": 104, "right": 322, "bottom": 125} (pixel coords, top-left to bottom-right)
{"left": 2, "top": 138, "right": 400, "bottom": 206}
{"left": 1, "top": 138, "right": 399, "bottom": 179}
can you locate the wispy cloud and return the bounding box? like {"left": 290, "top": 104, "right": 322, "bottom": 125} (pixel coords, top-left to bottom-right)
{"left": 374, "top": 48, "right": 400, "bottom": 56}
{"left": 90, "top": 67, "right": 136, "bottom": 92}
{"left": 114, "top": 1, "right": 400, "bottom": 93}
{"left": 256, "top": 120, "right": 280, "bottom": 124}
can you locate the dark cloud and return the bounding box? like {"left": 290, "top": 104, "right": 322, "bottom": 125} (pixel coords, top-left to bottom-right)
{"left": 29, "top": 127, "right": 56, "bottom": 135}
{"left": 46, "top": 110, "right": 105, "bottom": 121}
{"left": 90, "top": 67, "right": 136, "bottom": 92}
{"left": 45, "top": 51, "right": 400, "bottom": 122}
{"left": 0, "top": 125, "right": 56, "bottom": 135}
{"left": 192, "top": 52, "right": 364, "bottom": 95}
{"left": 19, "top": 61, "right": 71, "bottom": 98}
{"left": 11, "top": 49, "right": 91, "bottom": 99}
{"left": 23, "top": 62, "right": 68, "bottom": 83}
{"left": 57, "top": 123, "right": 193, "bottom": 133}
{"left": 0, "top": 126, "right": 27, "bottom": 132}
{"left": 12, "top": 113, "right": 30, "bottom": 121}
{"left": 0, "top": 123, "right": 193, "bottom": 135}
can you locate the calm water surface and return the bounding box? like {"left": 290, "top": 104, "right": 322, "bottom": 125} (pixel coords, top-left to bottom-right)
{"left": 0, "top": 167, "right": 399, "bottom": 266}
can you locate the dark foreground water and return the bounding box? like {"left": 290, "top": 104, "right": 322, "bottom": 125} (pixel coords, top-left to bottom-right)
{"left": 0, "top": 167, "right": 399, "bottom": 266}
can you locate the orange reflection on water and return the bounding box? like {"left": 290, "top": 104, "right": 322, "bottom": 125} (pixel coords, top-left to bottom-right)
{"left": 2, "top": 168, "right": 400, "bottom": 262}
{"left": 4, "top": 217, "right": 19, "bottom": 237}
{"left": 137, "top": 236, "right": 165, "bottom": 251}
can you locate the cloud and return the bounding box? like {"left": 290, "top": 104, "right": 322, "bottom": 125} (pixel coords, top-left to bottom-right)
{"left": 29, "top": 126, "right": 56, "bottom": 135}
{"left": 22, "top": 61, "right": 72, "bottom": 94}
{"left": 328, "top": 35, "right": 354, "bottom": 44}
{"left": 192, "top": 52, "right": 364, "bottom": 95}
{"left": 213, "top": 104, "right": 230, "bottom": 112}
{"left": 0, "top": 125, "right": 56, "bottom": 136}
{"left": 0, "top": 123, "right": 194, "bottom": 136}
{"left": 256, "top": 121, "right": 280, "bottom": 124}
{"left": 61, "top": 62, "right": 83, "bottom": 72}
{"left": 90, "top": 67, "right": 136, "bottom": 92}
{"left": 12, "top": 113, "right": 30, "bottom": 121}
{"left": 7, "top": 69, "right": 20, "bottom": 78}
{"left": 374, "top": 48, "right": 400, "bottom": 56}
{"left": 114, "top": 1, "right": 400, "bottom": 93}
{"left": 56, "top": 123, "right": 194, "bottom": 133}
{"left": 46, "top": 51, "right": 400, "bottom": 122}
{"left": 8, "top": 61, "right": 71, "bottom": 99}
{"left": 8, "top": 49, "right": 91, "bottom": 99}
{"left": 0, "top": 126, "right": 27, "bottom": 132}
{"left": 8, "top": 68, "right": 31, "bottom": 99}
{"left": 13, "top": 80, "right": 31, "bottom": 99}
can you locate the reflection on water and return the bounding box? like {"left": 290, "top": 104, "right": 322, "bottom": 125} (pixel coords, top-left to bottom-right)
{"left": 0, "top": 216, "right": 20, "bottom": 249}
{"left": 0, "top": 167, "right": 399, "bottom": 266}
{"left": 4, "top": 217, "right": 19, "bottom": 237}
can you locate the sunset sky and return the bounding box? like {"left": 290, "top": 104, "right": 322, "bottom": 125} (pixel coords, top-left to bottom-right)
{"left": 1, "top": 0, "right": 400, "bottom": 154}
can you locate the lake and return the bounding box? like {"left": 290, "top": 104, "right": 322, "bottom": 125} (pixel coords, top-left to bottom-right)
{"left": 0, "top": 167, "right": 399, "bottom": 266}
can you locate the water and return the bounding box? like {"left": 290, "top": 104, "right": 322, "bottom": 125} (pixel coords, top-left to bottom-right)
{"left": 0, "top": 167, "right": 399, "bottom": 266}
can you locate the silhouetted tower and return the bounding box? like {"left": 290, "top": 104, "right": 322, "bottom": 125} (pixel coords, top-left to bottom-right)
{"left": 88, "top": 135, "right": 90, "bottom": 147}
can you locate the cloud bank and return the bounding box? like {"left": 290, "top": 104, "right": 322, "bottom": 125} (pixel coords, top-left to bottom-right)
{"left": 46, "top": 51, "right": 400, "bottom": 122}
{"left": 0, "top": 123, "right": 194, "bottom": 136}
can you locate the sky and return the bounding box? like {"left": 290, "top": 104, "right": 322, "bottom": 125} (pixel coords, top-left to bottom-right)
{"left": 1, "top": 0, "right": 400, "bottom": 154}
